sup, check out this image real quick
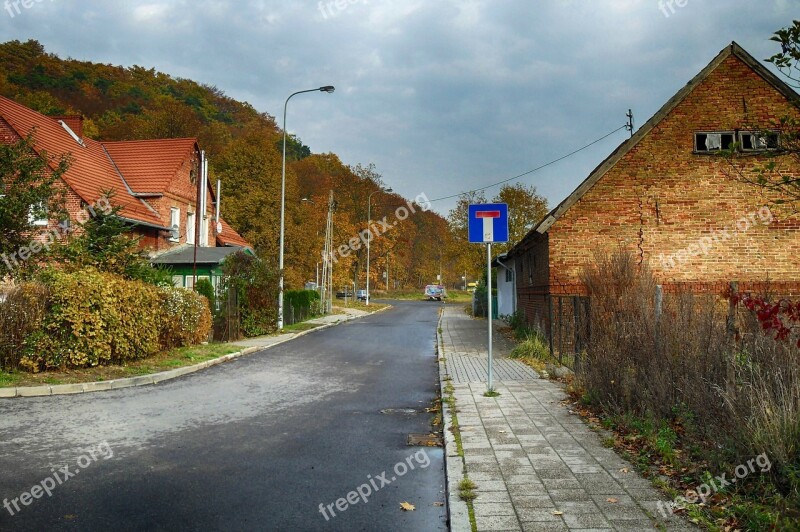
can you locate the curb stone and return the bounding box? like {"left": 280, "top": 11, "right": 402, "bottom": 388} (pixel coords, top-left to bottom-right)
{"left": 1, "top": 305, "right": 390, "bottom": 399}
{"left": 437, "top": 307, "right": 473, "bottom": 532}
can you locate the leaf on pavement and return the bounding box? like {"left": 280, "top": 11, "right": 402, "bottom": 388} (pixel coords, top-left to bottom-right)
{"left": 400, "top": 502, "right": 416, "bottom": 511}
{"left": 552, "top": 510, "right": 564, "bottom": 516}
{"left": 433, "top": 501, "right": 444, "bottom": 507}
{"left": 607, "top": 498, "right": 619, "bottom": 503}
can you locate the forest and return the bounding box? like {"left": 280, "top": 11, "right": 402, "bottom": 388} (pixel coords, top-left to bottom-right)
{"left": 0, "top": 39, "right": 547, "bottom": 291}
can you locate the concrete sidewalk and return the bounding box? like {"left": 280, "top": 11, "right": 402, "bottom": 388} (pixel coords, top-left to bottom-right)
{"left": 439, "top": 305, "right": 692, "bottom": 531}
{"left": 232, "top": 306, "right": 370, "bottom": 349}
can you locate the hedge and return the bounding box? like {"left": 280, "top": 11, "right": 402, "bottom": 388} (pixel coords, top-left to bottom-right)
{"left": 284, "top": 289, "right": 321, "bottom": 313}
{"left": 0, "top": 268, "right": 212, "bottom": 372}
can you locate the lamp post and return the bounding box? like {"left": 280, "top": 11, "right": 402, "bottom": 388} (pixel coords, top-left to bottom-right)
{"left": 278, "top": 86, "right": 335, "bottom": 330}
{"left": 365, "top": 187, "right": 392, "bottom": 306}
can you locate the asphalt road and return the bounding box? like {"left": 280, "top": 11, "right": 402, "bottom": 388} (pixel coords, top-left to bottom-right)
{"left": 0, "top": 300, "right": 447, "bottom": 531}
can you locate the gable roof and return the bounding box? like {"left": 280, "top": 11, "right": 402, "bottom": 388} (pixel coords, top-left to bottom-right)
{"left": 0, "top": 95, "right": 165, "bottom": 228}
{"left": 103, "top": 138, "right": 198, "bottom": 195}
{"left": 0, "top": 96, "right": 252, "bottom": 250}
{"left": 527, "top": 42, "right": 800, "bottom": 242}
{"left": 216, "top": 218, "right": 252, "bottom": 249}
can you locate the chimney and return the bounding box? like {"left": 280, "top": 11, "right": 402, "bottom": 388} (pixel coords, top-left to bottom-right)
{"left": 53, "top": 115, "right": 84, "bottom": 138}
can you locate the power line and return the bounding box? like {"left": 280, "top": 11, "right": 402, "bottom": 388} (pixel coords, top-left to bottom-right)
{"left": 427, "top": 124, "right": 628, "bottom": 203}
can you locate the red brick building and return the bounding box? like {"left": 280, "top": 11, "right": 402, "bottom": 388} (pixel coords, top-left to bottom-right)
{"left": 508, "top": 42, "right": 800, "bottom": 329}
{"left": 0, "top": 95, "right": 250, "bottom": 260}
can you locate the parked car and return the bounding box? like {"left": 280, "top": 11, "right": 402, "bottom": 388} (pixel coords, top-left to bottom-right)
{"left": 424, "top": 284, "right": 446, "bottom": 301}
{"left": 335, "top": 290, "right": 354, "bottom": 299}
{"left": 356, "top": 289, "right": 368, "bottom": 301}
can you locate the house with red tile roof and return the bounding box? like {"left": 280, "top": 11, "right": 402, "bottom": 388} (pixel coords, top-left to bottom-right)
{"left": 0, "top": 95, "right": 251, "bottom": 286}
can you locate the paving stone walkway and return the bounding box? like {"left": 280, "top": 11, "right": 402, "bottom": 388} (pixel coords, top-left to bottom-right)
{"left": 440, "top": 306, "right": 692, "bottom": 531}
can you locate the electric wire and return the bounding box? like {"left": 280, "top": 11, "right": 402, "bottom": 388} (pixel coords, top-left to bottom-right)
{"left": 426, "top": 124, "right": 629, "bottom": 203}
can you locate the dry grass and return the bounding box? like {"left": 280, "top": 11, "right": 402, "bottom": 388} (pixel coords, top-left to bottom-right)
{"left": 579, "top": 249, "right": 800, "bottom": 527}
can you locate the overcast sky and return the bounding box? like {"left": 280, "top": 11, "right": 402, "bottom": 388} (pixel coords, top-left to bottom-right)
{"left": 1, "top": 0, "right": 796, "bottom": 215}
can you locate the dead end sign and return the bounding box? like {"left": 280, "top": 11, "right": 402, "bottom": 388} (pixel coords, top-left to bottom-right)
{"left": 468, "top": 203, "right": 509, "bottom": 243}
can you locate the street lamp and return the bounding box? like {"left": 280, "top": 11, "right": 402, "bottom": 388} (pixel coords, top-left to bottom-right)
{"left": 366, "top": 187, "right": 392, "bottom": 306}
{"left": 278, "top": 85, "right": 335, "bottom": 330}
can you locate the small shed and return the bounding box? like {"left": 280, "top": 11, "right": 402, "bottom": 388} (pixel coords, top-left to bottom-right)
{"left": 151, "top": 246, "right": 253, "bottom": 290}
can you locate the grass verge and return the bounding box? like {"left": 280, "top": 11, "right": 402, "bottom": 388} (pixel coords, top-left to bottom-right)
{"left": 0, "top": 343, "right": 241, "bottom": 388}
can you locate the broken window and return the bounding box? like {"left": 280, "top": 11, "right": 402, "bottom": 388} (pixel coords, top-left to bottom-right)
{"left": 739, "top": 131, "right": 779, "bottom": 151}
{"left": 695, "top": 132, "right": 735, "bottom": 152}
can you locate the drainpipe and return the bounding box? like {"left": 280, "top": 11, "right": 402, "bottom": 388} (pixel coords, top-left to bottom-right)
{"left": 495, "top": 258, "right": 517, "bottom": 315}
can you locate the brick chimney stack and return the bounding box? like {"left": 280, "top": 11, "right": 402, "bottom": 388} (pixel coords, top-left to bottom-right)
{"left": 52, "top": 115, "right": 84, "bottom": 138}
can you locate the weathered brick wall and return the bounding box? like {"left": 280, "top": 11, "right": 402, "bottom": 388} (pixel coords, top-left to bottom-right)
{"left": 545, "top": 55, "right": 800, "bottom": 298}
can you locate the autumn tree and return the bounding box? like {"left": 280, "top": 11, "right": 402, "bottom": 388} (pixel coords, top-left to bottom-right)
{"left": 493, "top": 183, "right": 549, "bottom": 255}
{"left": 0, "top": 134, "right": 66, "bottom": 279}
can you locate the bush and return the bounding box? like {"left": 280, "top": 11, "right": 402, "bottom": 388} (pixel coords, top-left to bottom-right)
{"left": 3, "top": 269, "right": 212, "bottom": 371}
{"left": 222, "top": 252, "right": 278, "bottom": 337}
{"left": 159, "top": 287, "right": 212, "bottom": 349}
{"left": 22, "top": 269, "right": 162, "bottom": 370}
{"left": 0, "top": 283, "right": 49, "bottom": 371}
{"left": 195, "top": 278, "right": 216, "bottom": 312}
{"left": 284, "top": 289, "right": 321, "bottom": 322}
{"left": 510, "top": 331, "right": 550, "bottom": 361}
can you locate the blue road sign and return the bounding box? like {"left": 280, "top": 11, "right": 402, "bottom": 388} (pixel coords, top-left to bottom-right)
{"left": 468, "top": 204, "right": 509, "bottom": 243}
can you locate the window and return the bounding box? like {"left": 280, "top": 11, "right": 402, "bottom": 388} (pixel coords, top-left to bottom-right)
{"left": 739, "top": 131, "right": 779, "bottom": 152}
{"left": 28, "top": 201, "right": 48, "bottom": 227}
{"left": 186, "top": 212, "right": 196, "bottom": 245}
{"left": 505, "top": 268, "right": 512, "bottom": 283}
{"left": 694, "top": 132, "right": 735, "bottom": 152}
{"left": 169, "top": 208, "right": 180, "bottom": 242}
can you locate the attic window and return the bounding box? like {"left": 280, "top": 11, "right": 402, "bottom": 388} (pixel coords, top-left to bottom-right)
{"left": 740, "top": 131, "right": 779, "bottom": 151}
{"left": 695, "top": 132, "right": 735, "bottom": 152}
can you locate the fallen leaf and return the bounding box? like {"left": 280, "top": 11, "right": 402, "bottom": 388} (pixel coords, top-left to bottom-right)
{"left": 552, "top": 511, "right": 564, "bottom": 516}
{"left": 433, "top": 502, "right": 444, "bottom": 507}
{"left": 619, "top": 468, "right": 629, "bottom": 474}
{"left": 607, "top": 498, "right": 619, "bottom": 503}
{"left": 400, "top": 502, "right": 416, "bottom": 511}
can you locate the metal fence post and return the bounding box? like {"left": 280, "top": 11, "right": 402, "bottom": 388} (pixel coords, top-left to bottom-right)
{"left": 558, "top": 297, "right": 563, "bottom": 365}
{"left": 548, "top": 295, "right": 555, "bottom": 360}
{"left": 573, "top": 296, "right": 581, "bottom": 370}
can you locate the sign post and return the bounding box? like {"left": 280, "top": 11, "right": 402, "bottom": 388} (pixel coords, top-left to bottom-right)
{"left": 468, "top": 204, "right": 509, "bottom": 393}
